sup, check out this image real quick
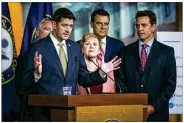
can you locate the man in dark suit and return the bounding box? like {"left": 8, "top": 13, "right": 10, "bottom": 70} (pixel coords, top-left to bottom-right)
{"left": 21, "top": 8, "right": 121, "bottom": 121}
{"left": 90, "top": 9, "right": 124, "bottom": 63}
{"left": 118, "top": 10, "right": 176, "bottom": 121}
{"left": 15, "top": 20, "right": 53, "bottom": 121}
{"left": 78, "top": 9, "right": 125, "bottom": 94}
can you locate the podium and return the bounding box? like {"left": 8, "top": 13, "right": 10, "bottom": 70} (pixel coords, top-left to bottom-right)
{"left": 28, "top": 93, "right": 148, "bottom": 121}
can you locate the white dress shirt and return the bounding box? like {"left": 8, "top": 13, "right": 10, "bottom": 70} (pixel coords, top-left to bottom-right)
{"left": 50, "top": 33, "right": 68, "bottom": 61}
{"left": 101, "top": 36, "right": 107, "bottom": 55}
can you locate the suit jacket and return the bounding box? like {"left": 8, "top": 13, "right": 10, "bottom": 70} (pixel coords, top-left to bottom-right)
{"left": 21, "top": 35, "right": 106, "bottom": 121}
{"left": 77, "top": 36, "right": 125, "bottom": 94}
{"left": 118, "top": 39, "right": 176, "bottom": 121}
{"left": 104, "top": 36, "right": 124, "bottom": 62}
{"left": 105, "top": 36, "right": 125, "bottom": 93}
{"left": 15, "top": 53, "right": 34, "bottom": 121}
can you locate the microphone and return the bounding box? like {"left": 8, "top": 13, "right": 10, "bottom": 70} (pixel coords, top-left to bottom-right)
{"left": 89, "top": 58, "right": 122, "bottom": 93}
{"left": 74, "top": 56, "right": 90, "bottom": 95}
{"left": 74, "top": 56, "right": 79, "bottom": 95}
{"left": 75, "top": 56, "right": 78, "bottom": 62}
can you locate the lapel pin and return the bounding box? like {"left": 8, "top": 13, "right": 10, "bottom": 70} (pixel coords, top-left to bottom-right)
{"left": 68, "top": 44, "right": 71, "bottom": 47}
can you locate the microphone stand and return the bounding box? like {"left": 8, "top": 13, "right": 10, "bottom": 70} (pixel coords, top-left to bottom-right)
{"left": 89, "top": 58, "right": 122, "bottom": 93}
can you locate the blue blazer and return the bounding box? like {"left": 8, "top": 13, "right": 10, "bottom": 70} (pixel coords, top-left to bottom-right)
{"left": 104, "top": 36, "right": 124, "bottom": 62}
{"left": 105, "top": 36, "right": 125, "bottom": 92}
{"left": 21, "top": 35, "right": 106, "bottom": 95}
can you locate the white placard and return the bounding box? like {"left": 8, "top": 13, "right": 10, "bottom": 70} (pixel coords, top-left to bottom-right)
{"left": 157, "top": 32, "right": 183, "bottom": 114}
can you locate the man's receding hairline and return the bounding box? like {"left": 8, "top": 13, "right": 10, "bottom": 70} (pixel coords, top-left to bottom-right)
{"left": 38, "top": 20, "right": 52, "bottom": 30}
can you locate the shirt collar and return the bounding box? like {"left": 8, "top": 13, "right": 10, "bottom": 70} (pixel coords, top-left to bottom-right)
{"left": 50, "top": 33, "right": 66, "bottom": 47}
{"left": 101, "top": 36, "right": 107, "bottom": 45}
{"left": 139, "top": 38, "right": 154, "bottom": 48}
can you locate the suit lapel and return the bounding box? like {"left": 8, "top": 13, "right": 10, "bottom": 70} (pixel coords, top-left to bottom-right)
{"left": 133, "top": 41, "right": 143, "bottom": 75}
{"left": 105, "top": 36, "right": 113, "bottom": 62}
{"left": 144, "top": 39, "right": 160, "bottom": 73}
{"left": 65, "top": 40, "right": 73, "bottom": 78}
{"left": 45, "top": 36, "right": 65, "bottom": 78}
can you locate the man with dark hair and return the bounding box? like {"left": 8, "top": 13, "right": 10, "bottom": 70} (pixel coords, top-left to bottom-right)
{"left": 21, "top": 7, "right": 121, "bottom": 121}
{"left": 78, "top": 9, "right": 124, "bottom": 94}
{"left": 118, "top": 10, "right": 176, "bottom": 121}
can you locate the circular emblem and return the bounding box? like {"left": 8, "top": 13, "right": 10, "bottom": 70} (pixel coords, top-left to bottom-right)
{"left": 2, "top": 15, "right": 17, "bottom": 84}
{"left": 2, "top": 28, "right": 13, "bottom": 72}
{"left": 169, "top": 103, "right": 174, "bottom": 108}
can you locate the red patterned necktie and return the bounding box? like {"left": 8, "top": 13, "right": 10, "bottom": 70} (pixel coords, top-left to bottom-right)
{"left": 90, "top": 47, "right": 104, "bottom": 94}
{"left": 141, "top": 44, "right": 148, "bottom": 71}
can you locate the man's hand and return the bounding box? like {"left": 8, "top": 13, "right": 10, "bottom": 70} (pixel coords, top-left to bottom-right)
{"left": 98, "top": 56, "right": 121, "bottom": 76}
{"left": 143, "top": 105, "right": 155, "bottom": 117}
{"left": 34, "top": 52, "right": 42, "bottom": 76}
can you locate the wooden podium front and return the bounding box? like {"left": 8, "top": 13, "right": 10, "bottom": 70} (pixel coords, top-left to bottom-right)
{"left": 28, "top": 93, "right": 148, "bottom": 122}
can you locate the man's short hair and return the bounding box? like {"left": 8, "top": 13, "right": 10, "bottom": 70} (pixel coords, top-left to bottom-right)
{"left": 52, "top": 8, "right": 76, "bottom": 22}
{"left": 37, "top": 20, "right": 52, "bottom": 30}
{"left": 91, "top": 9, "right": 110, "bottom": 22}
{"left": 135, "top": 10, "right": 157, "bottom": 25}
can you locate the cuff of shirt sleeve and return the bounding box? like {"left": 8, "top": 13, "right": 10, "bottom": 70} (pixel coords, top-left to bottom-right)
{"left": 99, "top": 71, "right": 106, "bottom": 79}
{"left": 34, "top": 72, "right": 42, "bottom": 83}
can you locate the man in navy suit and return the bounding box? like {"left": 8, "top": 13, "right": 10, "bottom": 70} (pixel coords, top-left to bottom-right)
{"left": 15, "top": 20, "right": 53, "bottom": 121}
{"left": 118, "top": 10, "right": 176, "bottom": 121}
{"left": 90, "top": 9, "right": 125, "bottom": 93}
{"left": 21, "top": 8, "right": 121, "bottom": 121}
{"left": 78, "top": 9, "right": 125, "bottom": 94}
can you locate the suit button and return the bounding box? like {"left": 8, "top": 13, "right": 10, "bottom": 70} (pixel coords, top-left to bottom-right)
{"left": 141, "top": 85, "right": 144, "bottom": 87}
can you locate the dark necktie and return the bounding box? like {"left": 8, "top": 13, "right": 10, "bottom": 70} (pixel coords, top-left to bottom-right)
{"left": 140, "top": 44, "right": 148, "bottom": 71}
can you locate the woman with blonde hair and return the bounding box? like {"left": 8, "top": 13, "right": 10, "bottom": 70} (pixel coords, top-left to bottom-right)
{"left": 78, "top": 33, "right": 117, "bottom": 94}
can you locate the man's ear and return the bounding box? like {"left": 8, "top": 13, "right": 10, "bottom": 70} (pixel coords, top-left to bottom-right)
{"left": 52, "top": 21, "right": 56, "bottom": 29}
{"left": 90, "top": 21, "right": 94, "bottom": 29}
{"left": 35, "top": 28, "right": 40, "bottom": 37}
{"left": 152, "top": 24, "right": 156, "bottom": 33}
